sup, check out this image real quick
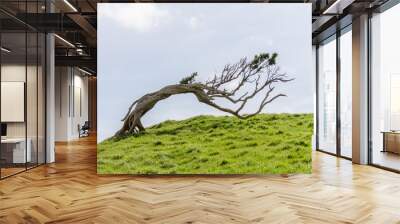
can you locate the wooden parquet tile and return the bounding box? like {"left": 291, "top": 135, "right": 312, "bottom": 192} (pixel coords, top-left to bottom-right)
{"left": 0, "top": 135, "right": 400, "bottom": 223}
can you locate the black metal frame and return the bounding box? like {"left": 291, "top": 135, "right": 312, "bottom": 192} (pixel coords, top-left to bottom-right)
{"left": 367, "top": 10, "right": 373, "bottom": 166}
{"left": 0, "top": 19, "right": 2, "bottom": 179}
{"left": 315, "top": 45, "right": 319, "bottom": 151}
{"left": 0, "top": 0, "right": 48, "bottom": 180}
{"left": 336, "top": 26, "right": 341, "bottom": 157}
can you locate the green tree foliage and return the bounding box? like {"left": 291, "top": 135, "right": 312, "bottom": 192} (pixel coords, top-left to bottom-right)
{"left": 250, "top": 52, "right": 278, "bottom": 69}
{"left": 179, "top": 72, "right": 198, "bottom": 84}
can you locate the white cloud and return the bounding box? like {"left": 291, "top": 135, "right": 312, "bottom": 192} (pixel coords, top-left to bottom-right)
{"left": 99, "top": 3, "right": 170, "bottom": 32}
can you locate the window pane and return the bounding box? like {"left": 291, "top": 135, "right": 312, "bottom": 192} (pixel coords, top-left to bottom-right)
{"left": 371, "top": 4, "right": 400, "bottom": 171}
{"left": 318, "top": 37, "right": 337, "bottom": 154}
{"left": 38, "top": 33, "right": 46, "bottom": 165}
{"left": 340, "top": 29, "right": 352, "bottom": 158}
{"left": 27, "top": 31, "right": 38, "bottom": 169}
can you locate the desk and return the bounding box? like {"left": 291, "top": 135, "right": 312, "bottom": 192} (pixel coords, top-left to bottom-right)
{"left": 1, "top": 138, "right": 31, "bottom": 163}
{"left": 382, "top": 131, "right": 400, "bottom": 154}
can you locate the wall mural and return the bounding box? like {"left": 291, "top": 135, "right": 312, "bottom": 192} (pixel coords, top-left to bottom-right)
{"left": 97, "top": 3, "right": 313, "bottom": 174}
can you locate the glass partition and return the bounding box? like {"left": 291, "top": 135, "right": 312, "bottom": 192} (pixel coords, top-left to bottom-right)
{"left": 0, "top": 2, "right": 46, "bottom": 179}
{"left": 0, "top": 31, "right": 28, "bottom": 177}
{"left": 317, "top": 36, "right": 337, "bottom": 154}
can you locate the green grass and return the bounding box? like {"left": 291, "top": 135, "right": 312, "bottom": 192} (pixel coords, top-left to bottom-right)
{"left": 98, "top": 113, "right": 313, "bottom": 174}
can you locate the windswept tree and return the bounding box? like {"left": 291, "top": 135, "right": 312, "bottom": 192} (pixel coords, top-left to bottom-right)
{"left": 115, "top": 53, "right": 293, "bottom": 137}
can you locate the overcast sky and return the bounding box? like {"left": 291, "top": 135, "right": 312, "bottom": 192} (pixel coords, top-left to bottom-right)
{"left": 98, "top": 3, "right": 312, "bottom": 142}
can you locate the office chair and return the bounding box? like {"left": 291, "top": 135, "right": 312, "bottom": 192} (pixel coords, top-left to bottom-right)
{"left": 79, "top": 121, "right": 90, "bottom": 138}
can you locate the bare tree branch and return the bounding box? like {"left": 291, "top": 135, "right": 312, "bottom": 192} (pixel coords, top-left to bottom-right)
{"left": 115, "top": 53, "right": 293, "bottom": 137}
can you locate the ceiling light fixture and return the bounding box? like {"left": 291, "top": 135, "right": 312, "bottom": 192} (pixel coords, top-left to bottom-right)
{"left": 1, "top": 47, "right": 11, "bottom": 53}
{"left": 63, "top": 0, "right": 78, "bottom": 12}
{"left": 322, "top": 0, "right": 353, "bottom": 15}
{"left": 76, "top": 48, "right": 86, "bottom": 56}
{"left": 323, "top": 1, "right": 340, "bottom": 14}
{"left": 54, "top": 34, "right": 75, "bottom": 48}
{"left": 78, "top": 67, "right": 93, "bottom": 76}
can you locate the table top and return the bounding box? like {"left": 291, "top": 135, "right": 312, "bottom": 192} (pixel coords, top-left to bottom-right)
{"left": 381, "top": 131, "right": 400, "bottom": 134}
{"left": 1, "top": 138, "right": 28, "bottom": 143}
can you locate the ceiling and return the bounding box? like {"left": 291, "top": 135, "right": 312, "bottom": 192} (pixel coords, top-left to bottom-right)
{"left": 0, "top": 0, "right": 392, "bottom": 75}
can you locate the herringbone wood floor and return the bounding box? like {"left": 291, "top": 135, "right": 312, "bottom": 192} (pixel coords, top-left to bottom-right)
{"left": 1, "top": 135, "right": 400, "bottom": 224}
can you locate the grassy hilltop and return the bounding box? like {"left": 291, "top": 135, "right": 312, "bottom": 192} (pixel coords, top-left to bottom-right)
{"left": 98, "top": 113, "right": 313, "bottom": 174}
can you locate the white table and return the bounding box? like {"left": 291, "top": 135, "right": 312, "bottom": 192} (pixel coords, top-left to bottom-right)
{"left": 1, "top": 138, "right": 32, "bottom": 163}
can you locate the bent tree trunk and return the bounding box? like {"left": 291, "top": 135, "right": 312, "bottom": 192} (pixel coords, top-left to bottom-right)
{"left": 114, "top": 53, "right": 293, "bottom": 137}
{"left": 115, "top": 83, "right": 230, "bottom": 136}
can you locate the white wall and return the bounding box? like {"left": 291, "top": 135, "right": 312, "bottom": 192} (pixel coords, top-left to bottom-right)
{"left": 55, "top": 67, "right": 69, "bottom": 141}
{"left": 55, "top": 67, "right": 89, "bottom": 141}
{"left": 71, "top": 72, "right": 89, "bottom": 138}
